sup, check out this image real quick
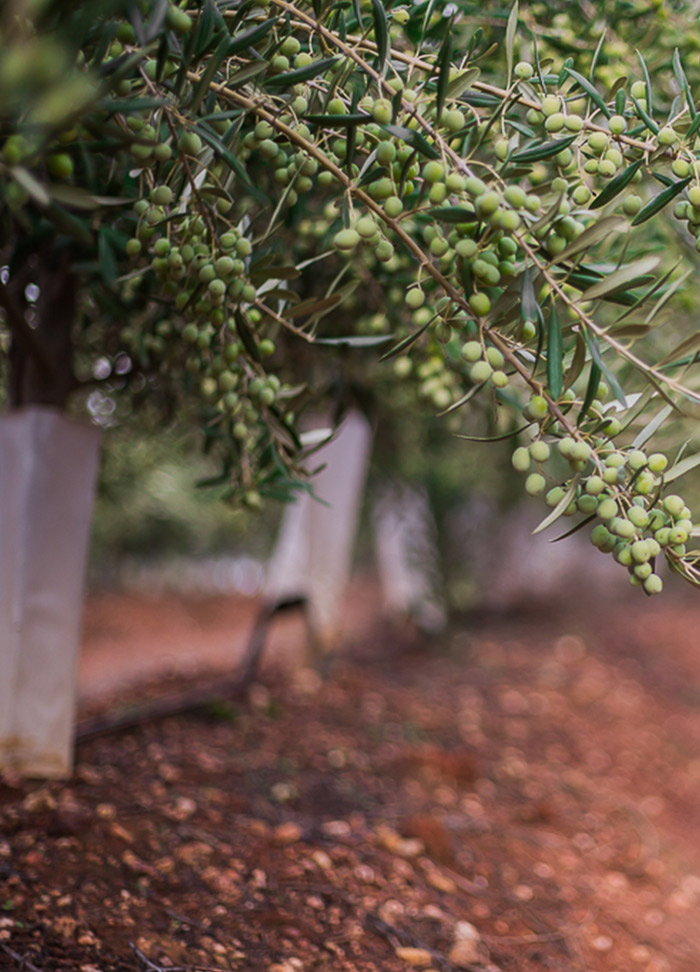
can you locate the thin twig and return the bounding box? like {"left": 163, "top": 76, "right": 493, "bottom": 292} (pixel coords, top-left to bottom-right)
{"left": 0, "top": 942, "right": 48, "bottom": 972}
{"left": 129, "top": 941, "right": 224, "bottom": 972}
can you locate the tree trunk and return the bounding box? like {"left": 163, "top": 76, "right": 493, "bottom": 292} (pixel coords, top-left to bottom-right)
{"left": 264, "top": 410, "right": 373, "bottom": 664}
{"left": 0, "top": 252, "right": 100, "bottom": 778}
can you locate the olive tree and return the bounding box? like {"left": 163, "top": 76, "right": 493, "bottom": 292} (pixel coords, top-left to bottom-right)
{"left": 3, "top": 0, "right": 700, "bottom": 774}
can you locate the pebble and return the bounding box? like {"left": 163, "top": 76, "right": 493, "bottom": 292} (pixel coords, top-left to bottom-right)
{"left": 395, "top": 946, "right": 433, "bottom": 967}
{"left": 272, "top": 822, "right": 303, "bottom": 845}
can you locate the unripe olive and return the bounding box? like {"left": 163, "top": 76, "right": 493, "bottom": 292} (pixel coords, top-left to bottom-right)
{"left": 179, "top": 131, "right": 202, "bottom": 156}
{"left": 657, "top": 126, "right": 677, "bottom": 146}
{"left": 541, "top": 95, "right": 560, "bottom": 116}
{"left": 445, "top": 109, "right": 465, "bottom": 131}
{"left": 530, "top": 440, "right": 550, "bottom": 463}
{"left": 423, "top": 160, "right": 444, "bottom": 183}
{"left": 525, "top": 473, "right": 546, "bottom": 496}
{"left": 334, "top": 228, "right": 360, "bottom": 251}
{"left": 48, "top": 153, "right": 74, "bottom": 179}
{"left": 476, "top": 191, "right": 500, "bottom": 217}
{"left": 376, "top": 239, "right": 395, "bottom": 262}
{"left": 564, "top": 115, "right": 584, "bottom": 133}
{"left": 646, "top": 538, "right": 661, "bottom": 558}
{"left": 384, "top": 196, "right": 404, "bottom": 217}
{"left": 486, "top": 346, "right": 504, "bottom": 370}
{"left": 546, "top": 486, "right": 565, "bottom": 508}
{"left": 526, "top": 395, "right": 548, "bottom": 421}
{"left": 406, "top": 287, "right": 425, "bottom": 309}
{"left": 456, "top": 239, "right": 478, "bottom": 259}
{"left": 570, "top": 441, "right": 592, "bottom": 462}
{"left": 514, "top": 61, "right": 534, "bottom": 80}
{"left": 461, "top": 340, "right": 482, "bottom": 363}
{"left": 609, "top": 114, "right": 626, "bottom": 135}
{"left": 545, "top": 112, "right": 565, "bottom": 133}
{"left": 591, "top": 524, "right": 613, "bottom": 550}
{"left": 446, "top": 172, "right": 466, "bottom": 193}
{"left": 470, "top": 360, "right": 492, "bottom": 384}
{"left": 585, "top": 475, "right": 605, "bottom": 495}
{"left": 166, "top": 5, "right": 193, "bottom": 32}
{"left": 628, "top": 506, "right": 649, "bottom": 529}
{"left": 587, "top": 131, "right": 608, "bottom": 154}
{"left": 372, "top": 98, "right": 392, "bottom": 124}
{"left": 492, "top": 371, "right": 509, "bottom": 388}
{"left": 465, "top": 177, "right": 487, "bottom": 196}
{"left": 672, "top": 158, "right": 691, "bottom": 178}
{"left": 558, "top": 436, "right": 576, "bottom": 458}
{"left": 469, "top": 293, "right": 491, "bottom": 316}
{"left": 597, "top": 498, "right": 618, "bottom": 521}
{"left": 622, "top": 194, "right": 643, "bottom": 215}
{"left": 612, "top": 518, "right": 636, "bottom": 539}
{"left": 644, "top": 574, "right": 663, "bottom": 595}
{"left": 627, "top": 449, "right": 647, "bottom": 470}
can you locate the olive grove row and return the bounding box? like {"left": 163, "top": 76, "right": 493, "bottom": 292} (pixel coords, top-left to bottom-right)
{"left": 2, "top": 0, "right": 700, "bottom": 595}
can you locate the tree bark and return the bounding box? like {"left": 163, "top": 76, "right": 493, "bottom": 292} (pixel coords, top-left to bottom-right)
{"left": 6, "top": 247, "right": 76, "bottom": 409}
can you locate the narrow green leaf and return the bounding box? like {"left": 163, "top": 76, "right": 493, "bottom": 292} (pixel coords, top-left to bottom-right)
{"left": 371, "top": 0, "right": 388, "bottom": 73}
{"left": 226, "top": 61, "right": 269, "bottom": 88}
{"left": 234, "top": 309, "right": 261, "bottom": 362}
{"left": 284, "top": 293, "right": 344, "bottom": 319}
{"left": 381, "top": 124, "right": 440, "bottom": 159}
{"left": 436, "top": 31, "right": 452, "bottom": 123}
{"left": 144, "top": 0, "right": 169, "bottom": 43}
{"left": 381, "top": 318, "right": 434, "bottom": 360}
{"left": 636, "top": 49, "right": 654, "bottom": 121}
{"left": 547, "top": 303, "right": 563, "bottom": 400}
{"left": 510, "top": 135, "right": 576, "bottom": 163}
{"left": 578, "top": 360, "right": 601, "bottom": 423}
{"left": 557, "top": 215, "right": 629, "bottom": 261}
{"left": 665, "top": 451, "right": 700, "bottom": 484}
{"left": 305, "top": 112, "right": 370, "bottom": 127}
{"left": 98, "top": 230, "right": 117, "bottom": 286}
{"left": 43, "top": 203, "right": 93, "bottom": 244}
{"left": 658, "top": 328, "right": 700, "bottom": 368}
{"left": 645, "top": 268, "right": 692, "bottom": 324}
{"left": 520, "top": 265, "right": 538, "bottom": 321}
{"left": 581, "top": 256, "right": 660, "bottom": 301}
{"left": 589, "top": 26, "right": 606, "bottom": 81}
{"left": 455, "top": 424, "right": 531, "bottom": 443}
{"left": 687, "top": 111, "right": 700, "bottom": 141}
{"left": 586, "top": 333, "right": 626, "bottom": 404}
{"left": 190, "top": 32, "right": 232, "bottom": 115}
{"left": 532, "top": 477, "right": 579, "bottom": 535}
{"left": 632, "top": 404, "right": 672, "bottom": 450}
{"left": 631, "top": 178, "right": 691, "bottom": 225}
{"left": 12, "top": 167, "right": 50, "bottom": 206}
{"left": 565, "top": 67, "right": 611, "bottom": 118}
{"left": 631, "top": 93, "right": 660, "bottom": 135}
{"left": 564, "top": 332, "right": 586, "bottom": 389}
{"left": 315, "top": 335, "right": 393, "bottom": 347}
{"left": 195, "top": 124, "right": 261, "bottom": 197}
{"left": 226, "top": 17, "right": 277, "bottom": 56}
{"left": 589, "top": 160, "right": 644, "bottom": 210}
{"left": 265, "top": 56, "right": 340, "bottom": 87}
{"left": 673, "top": 49, "right": 696, "bottom": 119}
{"left": 445, "top": 67, "right": 480, "bottom": 100}
{"left": 192, "top": 0, "right": 216, "bottom": 59}
{"left": 550, "top": 513, "right": 597, "bottom": 543}
{"left": 429, "top": 206, "right": 478, "bottom": 223}
{"left": 505, "top": 1, "right": 518, "bottom": 86}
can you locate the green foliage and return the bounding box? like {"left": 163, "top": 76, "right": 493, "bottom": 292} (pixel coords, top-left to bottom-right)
{"left": 3, "top": 0, "right": 700, "bottom": 592}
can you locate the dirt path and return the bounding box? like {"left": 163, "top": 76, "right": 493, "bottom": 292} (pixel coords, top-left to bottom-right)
{"left": 2, "top": 580, "right": 700, "bottom": 972}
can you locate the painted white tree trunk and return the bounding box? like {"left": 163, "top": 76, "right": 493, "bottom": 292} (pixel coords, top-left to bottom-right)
{"left": 373, "top": 482, "right": 447, "bottom": 634}
{"left": 265, "top": 410, "right": 373, "bottom": 658}
{"left": 0, "top": 408, "right": 101, "bottom": 778}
